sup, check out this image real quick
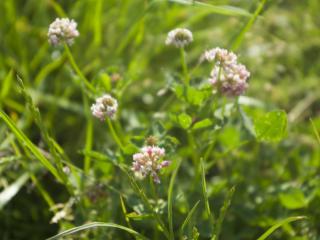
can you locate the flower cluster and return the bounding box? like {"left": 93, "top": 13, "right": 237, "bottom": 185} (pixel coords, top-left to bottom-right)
{"left": 132, "top": 145, "right": 170, "bottom": 183}
{"left": 48, "top": 18, "right": 79, "bottom": 46}
{"left": 165, "top": 28, "right": 193, "bottom": 48}
{"left": 203, "top": 48, "right": 250, "bottom": 97}
{"left": 91, "top": 94, "right": 118, "bottom": 120}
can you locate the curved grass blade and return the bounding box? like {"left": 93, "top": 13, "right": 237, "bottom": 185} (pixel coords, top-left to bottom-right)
{"left": 163, "top": 0, "right": 251, "bottom": 17}
{"left": 0, "top": 173, "right": 29, "bottom": 210}
{"left": 179, "top": 200, "right": 200, "bottom": 234}
{"left": 168, "top": 158, "right": 182, "bottom": 240}
{"left": 257, "top": 216, "right": 307, "bottom": 240}
{"left": 46, "top": 222, "right": 149, "bottom": 240}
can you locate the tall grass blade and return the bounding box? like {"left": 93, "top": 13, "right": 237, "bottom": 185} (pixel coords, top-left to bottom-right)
{"left": 0, "top": 110, "right": 62, "bottom": 182}
{"left": 231, "top": 0, "right": 267, "bottom": 50}
{"left": 212, "top": 186, "right": 235, "bottom": 240}
{"left": 179, "top": 200, "right": 200, "bottom": 234}
{"left": 168, "top": 158, "right": 182, "bottom": 240}
{"left": 200, "top": 158, "right": 215, "bottom": 225}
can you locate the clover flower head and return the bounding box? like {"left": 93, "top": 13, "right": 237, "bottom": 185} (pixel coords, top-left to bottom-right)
{"left": 202, "top": 47, "right": 237, "bottom": 65}
{"left": 203, "top": 47, "right": 250, "bottom": 97}
{"left": 165, "top": 28, "right": 193, "bottom": 48}
{"left": 132, "top": 145, "right": 170, "bottom": 184}
{"left": 209, "top": 63, "right": 250, "bottom": 97}
{"left": 48, "top": 18, "right": 79, "bottom": 46}
{"left": 91, "top": 94, "right": 118, "bottom": 120}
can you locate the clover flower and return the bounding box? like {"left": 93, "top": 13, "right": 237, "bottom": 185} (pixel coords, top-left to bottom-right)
{"left": 165, "top": 28, "right": 193, "bottom": 48}
{"left": 132, "top": 145, "right": 170, "bottom": 184}
{"left": 202, "top": 47, "right": 237, "bottom": 65}
{"left": 203, "top": 47, "right": 250, "bottom": 97}
{"left": 209, "top": 64, "right": 250, "bottom": 97}
{"left": 48, "top": 18, "right": 79, "bottom": 46}
{"left": 91, "top": 94, "right": 118, "bottom": 120}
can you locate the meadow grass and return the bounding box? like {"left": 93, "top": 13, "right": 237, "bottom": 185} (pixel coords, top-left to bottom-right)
{"left": 0, "top": 0, "right": 319, "bottom": 239}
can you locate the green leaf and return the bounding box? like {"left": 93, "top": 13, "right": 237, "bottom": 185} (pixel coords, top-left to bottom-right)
{"left": 186, "top": 87, "right": 210, "bottom": 106}
{"left": 192, "top": 119, "right": 213, "bottom": 130}
{"left": 254, "top": 110, "right": 287, "bottom": 142}
{"left": 178, "top": 113, "right": 192, "bottom": 129}
{"left": 46, "top": 222, "right": 148, "bottom": 240}
{"left": 279, "top": 189, "right": 308, "bottom": 209}
{"left": 257, "top": 216, "right": 307, "bottom": 240}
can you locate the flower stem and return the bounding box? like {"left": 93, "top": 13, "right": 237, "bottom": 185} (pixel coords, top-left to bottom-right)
{"left": 106, "top": 119, "right": 124, "bottom": 150}
{"left": 64, "top": 43, "right": 96, "bottom": 93}
{"left": 180, "top": 47, "right": 189, "bottom": 85}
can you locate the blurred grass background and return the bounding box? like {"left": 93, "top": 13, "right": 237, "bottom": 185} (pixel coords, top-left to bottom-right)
{"left": 0, "top": 0, "right": 320, "bottom": 239}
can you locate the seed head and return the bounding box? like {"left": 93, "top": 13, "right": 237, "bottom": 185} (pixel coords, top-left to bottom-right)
{"left": 48, "top": 18, "right": 79, "bottom": 46}
{"left": 91, "top": 94, "right": 118, "bottom": 120}
{"left": 165, "top": 28, "right": 193, "bottom": 48}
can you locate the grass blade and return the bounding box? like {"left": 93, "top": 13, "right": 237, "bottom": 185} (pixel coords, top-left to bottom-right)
{"left": 179, "top": 200, "right": 200, "bottom": 234}
{"left": 0, "top": 110, "right": 62, "bottom": 182}
{"left": 200, "top": 158, "right": 214, "bottom": 225}
{"left": 0, "top": 173, "right": 29, "bottom": 210}
{"left": 231, "top": 0, "right": 267, "bottom": 50}
{"left": 212, "top": 186, "right": 235, "bottom": 240}
{"left": 257, "top": 216, "right": 307, "bottom": 240}
{"left": 310, "top": 119, "right": 320, "bottom": 145}
{"left": 164, "top": 0, "right": 251, "bottom": 17}
{"left": 0, "top": 69, "right": 13, "bottom": 100}
{"left": 46, "top": 222, "right": 149, "bottom": 240}
{"left": 168, "top": 158, "right": 182, "bottom": 240}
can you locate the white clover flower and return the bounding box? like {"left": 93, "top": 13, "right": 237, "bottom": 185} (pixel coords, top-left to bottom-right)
{"left": 132, "top": 145, "right": 170, "bottom": 184}
{"left": 202, "top": 47, "right": 237, "bottom": 65}
{"left": 91, "top": 94, "right": 118, "bottom": 120}
{"left": 48, "top": 18, "right": 79, "bottom": 46}
{"left": 165, "top": 28, "right": 193, "bottom": 48}
{"left": 203, "top": 47, "right": 250, "bottom": 97}
{"left": 209, "top": 63, "right": 250, "bottom": 97}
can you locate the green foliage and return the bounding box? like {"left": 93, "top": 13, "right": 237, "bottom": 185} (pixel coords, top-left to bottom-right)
{"left": 0, "top": 0, "right": 319, "bottom": 239}
{"left": 254, "top": 110, "right": 288, "bottom": 142}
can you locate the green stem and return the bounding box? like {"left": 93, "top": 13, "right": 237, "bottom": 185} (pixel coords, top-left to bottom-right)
{"left": 64, "top": 43, "right": 96, "bottom": 93}
{"left": 106, "top": 119, "right": 124, "bottom": 150}
{"left": 180, "top": 47, "right": 189, "bottom": 85}
{"left": 83, "top": 93, "right": 93, "bottom": 175}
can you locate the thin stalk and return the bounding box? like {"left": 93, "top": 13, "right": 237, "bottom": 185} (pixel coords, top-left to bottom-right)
{"left": 64, "top": 43, "right": 96, "bottom": 93}
{"left": 106, "top": 119, "right": 124, "bottom": 150}
{"left": 83, "top": 93, "right": 93, "bottom": 175}
{"left": 180, "top": 47, "right": 189, "bottom": 85}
